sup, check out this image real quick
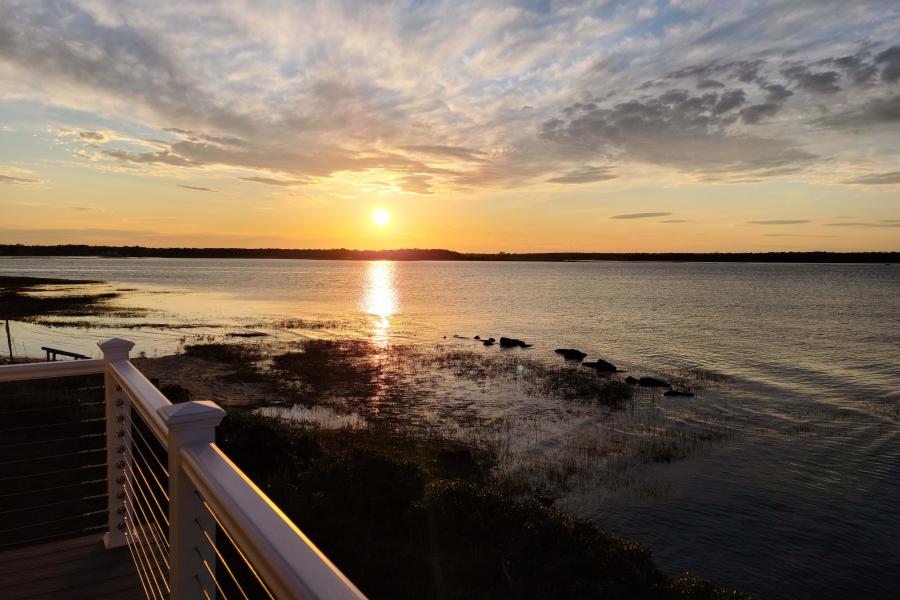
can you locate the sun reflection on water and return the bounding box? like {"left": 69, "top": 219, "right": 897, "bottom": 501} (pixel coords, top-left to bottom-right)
{"left": 364, "top": 261, "right": 397, "bottom": 344}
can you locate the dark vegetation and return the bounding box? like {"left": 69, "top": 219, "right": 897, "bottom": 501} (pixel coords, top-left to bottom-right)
{"left": 217, "top": 411, "right": 750, "bottom": 600}
{"left": 2, "top": 244, "right": 897, "bottom": 263}
{"left": 0, "top": 275, "right": 141, "bottom": 320}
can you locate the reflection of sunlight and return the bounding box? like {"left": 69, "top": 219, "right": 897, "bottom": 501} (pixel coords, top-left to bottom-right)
{"left": 364, "top": 261, "right": 397, "bottom": 343}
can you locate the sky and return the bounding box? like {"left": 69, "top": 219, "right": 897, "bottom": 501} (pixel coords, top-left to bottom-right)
{"left": 1, "top": 0, "right": 899, "bottom": 252}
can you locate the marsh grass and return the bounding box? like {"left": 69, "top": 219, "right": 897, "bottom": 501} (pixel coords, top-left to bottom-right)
{"left": 426, "top": 346, "right": 632, "bottom": 407}
{"left": 216, "top": 410, "right": 749, "bottom": 600}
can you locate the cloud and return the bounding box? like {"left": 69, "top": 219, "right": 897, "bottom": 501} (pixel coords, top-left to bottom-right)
{"left": 402, "top": 145, "right": 488, "bottom": 163}
{"left": 547, "top": 166, "right": 617, "bottom": 184}
{"left": 177, "top": 184, "right": 215, "bottom": 192}
{"left": 239, "top": 176, "right": 310, "bottom": 186}
{"left": 814, "top": 94, "right": 900, "bottom": 129}
{"left": 747, "top": 219, "right": 810, "bottom": 225}
{"left": 875, "top": 46, "right": 900, "bottom": 83}
{"left": 105, "top": 149, "right": 202, "bottom": 167}
{"left": 611, "top": 212, "right": 672, "bottom": 219}
{"left": 0, "top": 174, "right": 40, "bottom": 184}
{"left": 841, "top": 171, "right": 900, "bottom": 185}
{"left": 824, "top": 221, "right": 900, "bottom": 227}
{"left": 1, "top": 0, "right": 899, "bottom": 198}
{"left": 782, "top": 66, "right": 842, "bottom": 94}
{"left": 541, "top": 88, "right": 816, "bottom": 178}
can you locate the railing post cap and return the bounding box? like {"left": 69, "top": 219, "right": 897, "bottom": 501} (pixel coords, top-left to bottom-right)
{"left": 98, "top": 338, "right": 135, "bottom": 360}
{"left": 159, "top": 400, "right": 225, "bottom": 429}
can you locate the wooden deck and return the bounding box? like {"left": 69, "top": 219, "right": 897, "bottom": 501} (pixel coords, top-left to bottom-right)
{"left": 0, "top": 534, "right": 146, "bottom": 599}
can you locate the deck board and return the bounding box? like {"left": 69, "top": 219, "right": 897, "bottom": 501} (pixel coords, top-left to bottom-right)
{"left": 0, "top": 533, "right": 147, "bottom": 599}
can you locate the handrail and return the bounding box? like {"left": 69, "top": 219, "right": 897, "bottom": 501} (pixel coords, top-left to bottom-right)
{"left": 0, "top": 358, "right": 105, "bottom": 383}
{"left": 181, "top": 442, "right": 366, "bottom": 600}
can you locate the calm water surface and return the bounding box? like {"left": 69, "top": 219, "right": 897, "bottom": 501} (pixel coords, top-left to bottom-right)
{"left": 2, "top": 257, "right": 898, "bottom": 599}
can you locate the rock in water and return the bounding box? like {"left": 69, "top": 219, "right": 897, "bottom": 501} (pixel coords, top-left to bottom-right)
{"left": 664, "top": 390, "right": 694, "bottom": 397}
{"left": 474, "top": 335, "right": 481, "bottom": 340}
{"left": 483, "top": 339, "right": 495, "bottom": 346}
{"left": 500, "top": 337, "right": 531, "bottom": 348}
{"left": 638, "top": 377, "right": 671, "bottom": 388}
{"left": 625, "top": 376, "right": 639, "bottom": 384}
{"left": 582, "top": 359, "right": 617, "bottom": 372}
{"left": 555, "top": 348, "right": 587, "bottom": 361}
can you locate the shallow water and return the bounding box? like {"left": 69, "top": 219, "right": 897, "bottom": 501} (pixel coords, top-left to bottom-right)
{"left": 1, "top": 257, "right": 898, "bottom": 598}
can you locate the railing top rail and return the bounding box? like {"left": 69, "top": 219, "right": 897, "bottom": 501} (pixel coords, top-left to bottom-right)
{"left": 181, "top": 442, "right": 366, "bottom": 600}
{"left": 0, "top": 358, "right": 105, "bottom": 383}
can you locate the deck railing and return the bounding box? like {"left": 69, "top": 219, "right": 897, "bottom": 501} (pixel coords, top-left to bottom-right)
{"left": 0, "top": 338, "right": 366, "bottom": 600}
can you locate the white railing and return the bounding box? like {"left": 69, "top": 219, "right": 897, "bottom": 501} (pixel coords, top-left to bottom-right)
{"left": 0, "top": 338, "right": 366, "bottom": 600}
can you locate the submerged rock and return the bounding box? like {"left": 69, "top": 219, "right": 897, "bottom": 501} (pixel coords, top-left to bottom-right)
{"left": 555, "top": 348, "right": 587, "bottom": 361}
{"left": 500, "top": 337, "right": 531, "bottom": 348}
{"left": 483, "top": 339, "right": 495, "bottom": 346}
{"left": 582, "top": 359, "right": 617, "bottom": 372}
{"left": 664, "top": 390, "right": 694, "bottom": 397}
{"left": 625, "top": 376, "right": 639, "bottom": 384}
{"left": 638, "top": 377, "right": 671, "bottom": 388}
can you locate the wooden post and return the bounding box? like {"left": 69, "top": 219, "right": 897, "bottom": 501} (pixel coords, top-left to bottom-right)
{"left": 99, "top": 338, "right": 136, "bottom": 549}
{"left": 159, "top": 400, "right": 225, "bottom": 599}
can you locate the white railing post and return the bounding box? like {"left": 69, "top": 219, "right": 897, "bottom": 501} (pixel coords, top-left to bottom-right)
{"left": 159, "top": 400, "right": 226, "bottom": 599}
{"left": 99, "top": 338, "right": 135, "bottom": 550}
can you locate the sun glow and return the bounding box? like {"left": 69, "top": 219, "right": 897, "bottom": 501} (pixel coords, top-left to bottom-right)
{"left": 372, "top": 208, "right": 390, "bottom": 226}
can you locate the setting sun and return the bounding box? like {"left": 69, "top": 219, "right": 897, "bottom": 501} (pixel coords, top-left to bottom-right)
{"left": 372, "top": 208, "right": 390, "bottom": 227}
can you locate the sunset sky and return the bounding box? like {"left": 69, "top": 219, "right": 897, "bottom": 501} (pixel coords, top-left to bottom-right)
{"left": 1, "top": 0, "right": 899, "bottom": 252}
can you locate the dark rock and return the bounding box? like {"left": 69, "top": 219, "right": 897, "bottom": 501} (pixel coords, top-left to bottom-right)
{"left": 474, "top": 335, "right": 481, "bottom": 340}
{"left": 582, "top": 359, "right": 617, "bottom": 372}
{"left": 227, "top": 331, "right": 268, "bottom": 338}
{"left": 533, "top": 495, "right": 555, "bottom": 507}
{"left": 664, "top": 390, "right": 694, "bottom": 397}
{"left": 638, "top": 377, "right": 671, "bottom": 388}
{"left": 500, "top": 337, "right": 531, "bottom": 348}
{"left": 625, "top": 376, "right": 639, "bottom": 385}
{"left": 483, "top": 340, "right": 495, "bottom": 346}
{"left": 555, "top": 348, "right": 587, "bottom": 361}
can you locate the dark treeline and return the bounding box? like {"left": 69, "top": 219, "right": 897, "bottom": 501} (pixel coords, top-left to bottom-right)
{"left": 0, "top": 244, "right": 897, "bottom": 263}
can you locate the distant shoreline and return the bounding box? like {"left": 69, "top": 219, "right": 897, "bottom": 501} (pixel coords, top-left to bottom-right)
{"left": 0, "top": 244, "right": 897, "bottom": 263}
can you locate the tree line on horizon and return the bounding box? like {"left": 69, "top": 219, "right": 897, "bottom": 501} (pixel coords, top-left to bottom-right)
{"left": 0, "top": 244, "right": 896, "bottom": 263}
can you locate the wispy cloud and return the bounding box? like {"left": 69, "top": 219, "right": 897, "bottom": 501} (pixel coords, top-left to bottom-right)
{"left": 0, "top": 174, "right": 40, "bottom": 185}
{"left": 611, "top": 212, "right": 672, "bottom": 220}
{"left": 548, "top": 166, "right": 617, "bottom": 184}
{"left": 841, "top": 171, "right": 900, "bottom": 185}
{"left": 747, "top": 219, "right": 811, "bottom": 225}
{"left": 177, "top": 184, "right": 216, "bottom": 192}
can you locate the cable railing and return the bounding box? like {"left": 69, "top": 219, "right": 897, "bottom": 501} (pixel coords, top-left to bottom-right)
{"left": 0, "top": 371, "right": 108, "bottom": 551}
{"left": 0, "top": 338, "right": 366, "bottom": 600}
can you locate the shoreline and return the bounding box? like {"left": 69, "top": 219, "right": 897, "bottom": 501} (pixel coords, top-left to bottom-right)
{"left": 2, "top": 245, "right": 898, "bottom": 263}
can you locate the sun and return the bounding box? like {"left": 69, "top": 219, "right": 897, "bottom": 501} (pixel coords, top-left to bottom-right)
{"left": 372, "top": 208, "right": 390, "bottom": 227}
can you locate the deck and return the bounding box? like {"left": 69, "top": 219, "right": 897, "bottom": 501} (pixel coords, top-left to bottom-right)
{"left": 0, "top": 534, "right": 145, "bottom": 599}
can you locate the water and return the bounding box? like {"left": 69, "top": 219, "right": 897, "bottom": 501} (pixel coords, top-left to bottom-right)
{"left": 2, "top": 257, "right": 899, "bottom": 598}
